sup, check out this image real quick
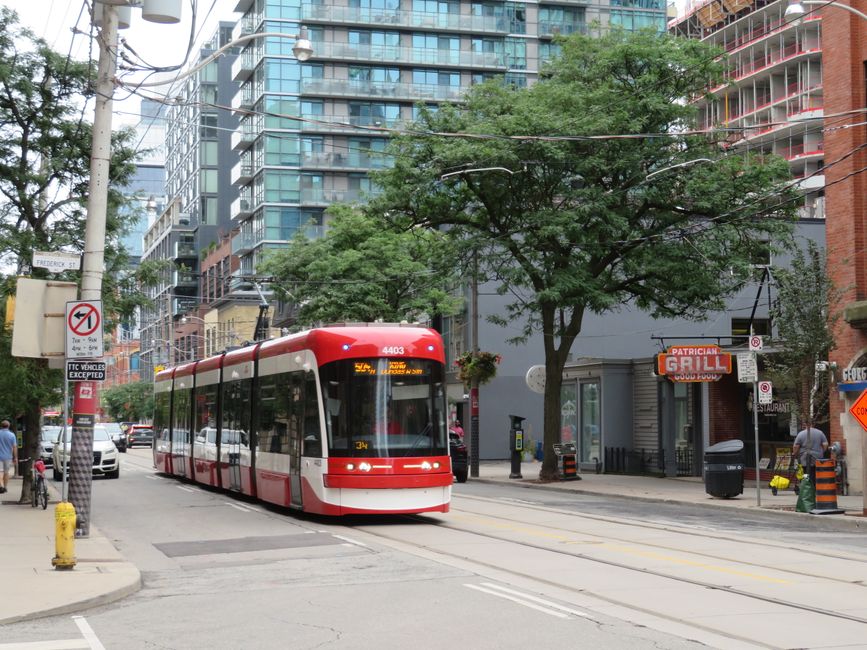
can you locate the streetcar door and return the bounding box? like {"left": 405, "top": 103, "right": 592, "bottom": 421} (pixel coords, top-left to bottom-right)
{"left": 226, "top": 428, "right": 242, "bottom": 491}
{"left": 288, "top": 372, "right": 305, "bottom": 508}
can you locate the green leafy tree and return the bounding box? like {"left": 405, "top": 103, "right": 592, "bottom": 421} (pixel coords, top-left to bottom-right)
{"left": 100, "top": 381, "right": 154, "bottom": 423}
{"left": 767, "top": 242, "right": 842, "bottom": 431}
{"left": 369, "top": 29, "right": 799, "bottom": 480}
{"left": 0, "top": 8, "right": 145, "bottom": 502}
{"left": 261, "top": 205, "right": 463, "bottom": 326}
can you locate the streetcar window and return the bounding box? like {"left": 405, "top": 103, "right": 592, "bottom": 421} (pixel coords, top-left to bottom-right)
{"left": 319, "top": 358, "right": 447, "bottom": 458}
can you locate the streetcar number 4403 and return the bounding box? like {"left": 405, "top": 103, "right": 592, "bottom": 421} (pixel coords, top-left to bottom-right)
{"left": 382, "top": 346, "right": 405, "bottom": 355}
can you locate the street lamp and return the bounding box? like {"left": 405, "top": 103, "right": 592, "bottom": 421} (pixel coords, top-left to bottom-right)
{"left": 785, "top": 0, "right": 867, "bottom": 21}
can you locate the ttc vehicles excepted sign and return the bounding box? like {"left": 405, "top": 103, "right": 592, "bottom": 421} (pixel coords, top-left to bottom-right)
{"left": 66, "top": 360, "right": 106, "bottom": 382}
{"left": 656, "top": 345, "right": 732, "bottom": 382}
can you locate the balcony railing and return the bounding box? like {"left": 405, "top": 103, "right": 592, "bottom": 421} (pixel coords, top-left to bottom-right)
{"left": 310, "top": 41, "right": 507, "bottom": 70}
{"left": 302, "top": 78, "right": 465, "bottom": 102}
{"left": 299, "top": 187, "right": 382, "bottom": 205}
{"left": 712, "top": 41, "right": 821, "bottom": 91}
{"left": 230, "top": 196, "right": 253, "bottom": 220}
{"left": 300, "top": 151, "right": 393, "bottom": 170}
{"left": 230, "top": 161, "right": 254, "bottom": 186}
{"left": 538, "top": 22, "right": 588, "bottom": 37}
{"left": 781, "top": 142, "right": 824, "bottom": 160}
{"left": 301, "top": 5, "right": 509, "bottom": 34}
{"left": 231, "top": 232, "right": 255, "bottom": 255}
{"left": 299, "top": 114, "right": 407, "bottom": 134}
{"left": 173, "top": 241, "right": 197, "bottom": 259}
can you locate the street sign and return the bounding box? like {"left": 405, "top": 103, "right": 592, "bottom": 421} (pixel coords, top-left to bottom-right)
{"left": 656, "top": 345, "right": 732, "bottom": 382}
{"left": 32, "top": 251, "right": 80, "bottom": 273}
{"left": 736, "top": 352, "right": 758, "bottom": 383}
{"left": 749, "top": 335, "right": 763, "bottom": 352}
{"left": 849, "top": 389, "right": 867, "bottom": 431}
{"left": 66, "top": 360, "right": 106, "bottom": 382}
{"left": 758, "top": 380, "right": 773, "bottom": 404}
{"left": 65, "top": 300, "right": 104, "bottom": 359}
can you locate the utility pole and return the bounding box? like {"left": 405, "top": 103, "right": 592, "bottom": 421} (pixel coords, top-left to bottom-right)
{"left": 68, "top": 4, "right": 118, "bottom": 537}
{"left": 470, "top": 251, "right": 480, "bottom": 478}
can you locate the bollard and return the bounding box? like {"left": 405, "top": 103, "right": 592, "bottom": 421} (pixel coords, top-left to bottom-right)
{"left": 52, "top": 502, "right": 77, "bottom": 570}
{"left": 810, "top": 459, "right": 844, "bottom": 515}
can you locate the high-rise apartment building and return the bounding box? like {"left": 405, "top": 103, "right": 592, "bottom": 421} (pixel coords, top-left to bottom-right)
{"left": 140, "top": 23, "right": 241, "bottom": 377}
{"left": 228, "top": 0, "right": 668, "bottom": 308}
{"left": 669, "top": 0, "right": 825, "bottom": 221}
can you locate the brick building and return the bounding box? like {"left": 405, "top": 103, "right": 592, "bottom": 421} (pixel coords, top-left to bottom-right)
{"left": 821, "top": 0, "right": 867, "bottom": 500}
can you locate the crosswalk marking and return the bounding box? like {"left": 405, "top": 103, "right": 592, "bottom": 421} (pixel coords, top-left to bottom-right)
{"left": 72, "top": 616, "right": 105, "bottom": 650}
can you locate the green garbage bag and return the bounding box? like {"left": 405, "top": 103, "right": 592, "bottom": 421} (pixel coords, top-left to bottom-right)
{"left": 796, "top": 476, "right": 815, "bottom": 512}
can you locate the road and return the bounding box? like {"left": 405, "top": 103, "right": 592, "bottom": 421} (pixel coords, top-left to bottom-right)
{"left": 3, "top": 449, "right": 867, "bottom": 650}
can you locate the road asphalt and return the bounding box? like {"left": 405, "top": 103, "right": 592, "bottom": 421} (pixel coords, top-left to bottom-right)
{"left": 1, "top": 459, "right": 863, "bottom": 625}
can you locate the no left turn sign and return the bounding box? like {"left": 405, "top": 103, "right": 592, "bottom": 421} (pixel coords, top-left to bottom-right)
{"left": 66, "top": 300, "right": 104, "bottom": 360}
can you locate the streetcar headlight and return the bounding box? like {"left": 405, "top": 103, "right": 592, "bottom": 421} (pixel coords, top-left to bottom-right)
{"left": 432, "top": 461, "right": 440, "bottom": 469}
{"left": 358, "top": 462, "right": 372, "bottom": 472}
{"left": 421, "top": 461, "right": 432, "bottom": 470}
{"left": 346, "top": 463, "right": 355, "bottom": 471}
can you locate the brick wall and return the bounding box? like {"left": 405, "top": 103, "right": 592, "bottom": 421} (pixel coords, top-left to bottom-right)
{"left": 824, "top": 5, "right": 867, "bottom": 449}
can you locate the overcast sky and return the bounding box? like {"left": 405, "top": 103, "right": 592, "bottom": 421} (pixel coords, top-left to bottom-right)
{"left": 4, "top": 0, "right": 239, "bottom": 124}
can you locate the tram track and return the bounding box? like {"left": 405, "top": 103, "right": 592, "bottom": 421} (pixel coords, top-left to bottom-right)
{"left": 450, "top": 493, "right": 867, "bottom": 588}
{"left": 345, "top": 500, "right": 867, "bottom": 648}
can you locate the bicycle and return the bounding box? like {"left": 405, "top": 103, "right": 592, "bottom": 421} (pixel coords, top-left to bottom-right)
{"left": 26, "top": 458, "right": 49, "bottom": 510}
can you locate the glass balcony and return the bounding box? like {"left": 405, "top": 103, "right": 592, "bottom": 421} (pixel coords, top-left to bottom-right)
{"left": 173, "top": 241, "right": 197, "bottom": 260}
{"left": 230, "top": 195, "right": 253, "bottom": 220}
{"left": 172, "top": 270, "right": 198, "bottom": 288}
{"left": 231, "top": 123, "right": 256, "bottom": 151}
{"left": 231, "top": 49, "right": 256, "bottom": 82}
{"left": 302, "top": 78, "right": 465, "bottom": 103}
{"left": 300, "top": 151, "right": 393, "bottom": 170}
{"left": 231, "top": 160, "right": 254, "bottom": 186}
{"left": 231, "top": 87, "right": 254, "bottom": 114}
{"left": 299, "top": 187, "right": 382, "bottom": 205}
{"left": 311, "top": 41, "right": 506, "bottom": 70}
{"left": 302, "top": 5, "right": 508, "bottom": 34}
{"left": 231, "top": 232, "right": 255, "bottom": 255}
{"left": 299, "top": 114, "right": 407, "bottom": 134}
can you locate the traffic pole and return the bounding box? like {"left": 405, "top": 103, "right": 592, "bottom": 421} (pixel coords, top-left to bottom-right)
{"left": 69, "top": 5, "right": 118, "bottom": 537}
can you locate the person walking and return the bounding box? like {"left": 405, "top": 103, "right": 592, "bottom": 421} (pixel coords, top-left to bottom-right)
{"left": 792, "top": 420, "right": 828, "bottom": 487}
{"left": 0, "top": 419, "right": 18, "bottom": 494}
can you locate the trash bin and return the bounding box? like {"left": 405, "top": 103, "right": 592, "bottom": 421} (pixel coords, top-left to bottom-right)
{"left": 553, "top": 443, "right": 579, "bottom": 480}
{"left": 704, "top": 439, "right": 744, "bottom": 498}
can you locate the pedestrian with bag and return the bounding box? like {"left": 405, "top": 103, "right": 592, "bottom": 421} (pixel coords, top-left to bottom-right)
{"left": 0, "top": 419, "right": 18, "bottom": 494}
{"left": 792, "top": 420, "right": 828, "bottom": 488}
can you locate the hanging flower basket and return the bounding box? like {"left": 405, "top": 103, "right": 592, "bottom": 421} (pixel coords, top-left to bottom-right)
{"left": 455, "top": 350, "right": 501, "bottom": 386}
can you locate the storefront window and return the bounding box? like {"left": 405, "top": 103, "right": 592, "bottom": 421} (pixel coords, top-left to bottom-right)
{"left": 580, "top": 382, "right": 600, "bottom": 464}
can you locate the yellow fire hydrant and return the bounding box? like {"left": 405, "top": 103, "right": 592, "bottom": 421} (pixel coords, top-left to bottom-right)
{"left": 52, "top": 502, "right": 77, "bottom": 570}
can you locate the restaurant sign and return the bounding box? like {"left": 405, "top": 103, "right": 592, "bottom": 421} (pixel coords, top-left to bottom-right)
{"left": 657, "top": 345, "right": 733, "bottom": 382}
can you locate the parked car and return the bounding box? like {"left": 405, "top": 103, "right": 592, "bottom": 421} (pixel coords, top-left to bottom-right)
{"left": 39, "top": 426, "right": 63, "bottom": 468}
{"left": 127, "top": 424, "right": 154, "bottom": 448}
{"left": 449, "top": 429, "right": 468, "bottom": 483}
{"left": 52, "top": 424, "right": 119, "bottom": 480}
{"left": 103, "top": 422, "right": 127, "bottom": 452}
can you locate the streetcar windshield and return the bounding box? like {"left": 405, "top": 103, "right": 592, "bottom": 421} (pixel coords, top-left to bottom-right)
{"left": 320, "top": 358, "right": 448, "bottom": 458}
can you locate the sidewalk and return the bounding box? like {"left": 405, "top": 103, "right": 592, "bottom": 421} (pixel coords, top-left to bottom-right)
{"left": 474, "top": 459, "right": 867, "bottom": 531}
{"left": 1, "top": 462, "right": 864, "bottom": 627}
{"left": 0, "top": 476, "right": 140, "bottom": 625}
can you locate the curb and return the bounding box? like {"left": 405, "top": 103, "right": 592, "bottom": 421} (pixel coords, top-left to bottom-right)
{"left": 470, "top": 476, "right": 867, "bottom": 533}
{"left": 0, "top": 567, "right": 142, "bottom": 626}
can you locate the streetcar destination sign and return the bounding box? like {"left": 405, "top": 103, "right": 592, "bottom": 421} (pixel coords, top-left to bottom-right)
{"left": 66, "top": 360, "right": 106, "bottom": 381}
{"left": 656, "top": 345, "right": 732, "bottom": 382}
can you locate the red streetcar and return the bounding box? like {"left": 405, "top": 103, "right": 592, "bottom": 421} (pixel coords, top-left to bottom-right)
{"left": 153, "top": 324, "right": 453, "bottom": 515}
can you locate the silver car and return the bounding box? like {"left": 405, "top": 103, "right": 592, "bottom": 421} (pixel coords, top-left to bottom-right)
{"left": 52, "top": 424, "right": 120, "bottom": 480}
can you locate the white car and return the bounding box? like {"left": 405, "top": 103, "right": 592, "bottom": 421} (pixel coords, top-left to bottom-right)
{"left": 52, "top": 424, "right": 120, "bottom": 480}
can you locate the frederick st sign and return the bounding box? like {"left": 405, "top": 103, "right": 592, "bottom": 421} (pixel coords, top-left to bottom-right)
{"left": 656, "top": 345, "right": 732, "bottom": 382}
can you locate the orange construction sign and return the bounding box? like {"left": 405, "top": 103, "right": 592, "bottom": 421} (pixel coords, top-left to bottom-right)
{"left": 849, "top": 388, "right": 867, "bottom": 431}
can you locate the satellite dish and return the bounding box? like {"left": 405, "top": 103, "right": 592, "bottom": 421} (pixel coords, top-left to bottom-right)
{"left": 526, "top": 365, "right": 546, "bottom": 394}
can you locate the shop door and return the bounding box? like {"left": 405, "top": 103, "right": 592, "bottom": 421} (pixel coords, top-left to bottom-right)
{"left": 580, "top": 382, "right": 601, "bottom": 465}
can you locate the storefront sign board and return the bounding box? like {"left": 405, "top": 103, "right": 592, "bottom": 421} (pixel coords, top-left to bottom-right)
{"left": 656, "top": 345, "right": 732, "bottom": 382}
